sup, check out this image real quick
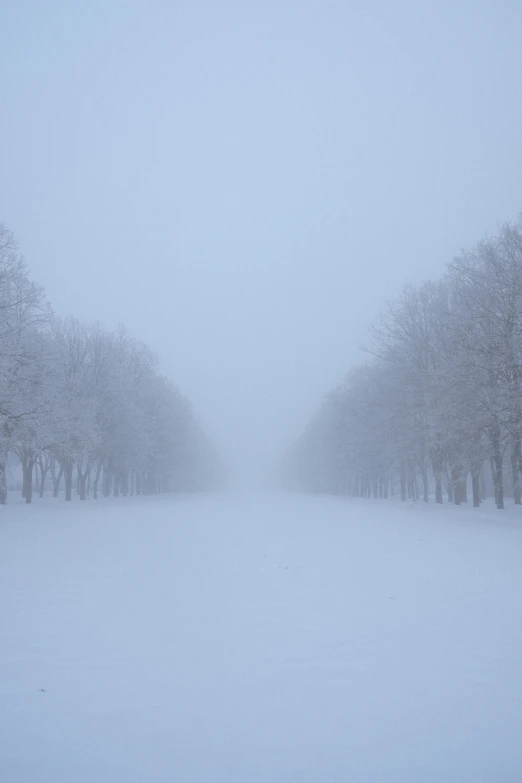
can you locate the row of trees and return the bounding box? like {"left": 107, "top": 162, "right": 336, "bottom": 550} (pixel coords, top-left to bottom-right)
{"left": 280, "top": 216, "right": 522, "bottom": 510}
{"left": 0, "top": 222, "right": 221, "bottom": 504}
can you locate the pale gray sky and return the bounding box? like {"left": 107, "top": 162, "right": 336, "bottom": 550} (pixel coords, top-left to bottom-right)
{"left": 2, "top": 0, "right": 522, "bottom": 478}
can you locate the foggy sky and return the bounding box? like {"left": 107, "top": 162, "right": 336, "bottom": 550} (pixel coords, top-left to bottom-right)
{"left": 2, "top": 0, "right": 522, "bottom": 480}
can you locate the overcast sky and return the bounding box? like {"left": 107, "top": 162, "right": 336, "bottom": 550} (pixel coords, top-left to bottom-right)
{"left": 2, "top": 0, "right": 522, "bottom": 479}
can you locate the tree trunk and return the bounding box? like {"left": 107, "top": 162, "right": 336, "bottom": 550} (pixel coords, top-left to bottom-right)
{"left": 38, "top": 456, "right": 49, "bottom": 498}
{"left": 0, "top": 459, "right": 6, "bottom": 504}
{"left": 490, "top": 452, "right": 504, "bottom": 510}
{"left": 435, "top": 474, "right": 443, "bottom": 504}
{"left": 451, "top": 465, "right": 464, "bottom": 506}
{"left": 421, "top": 467, "right": 429, "bottom": 503}
{"left": 444, "top": 464, "right": 454, "bottom": 503}
{"left": 103, "top": 457, "right": 114, "bottom": 497}
{"left": 103, "top": 471, "right": 113, "bottom": 497}
{"left": 0, "top": 423, "right": 9, "bottom": 504}
{"left": 52, "top": 461, "right": 64, "bottom": 498}
{"left": 372, "top": 474, "right": 378, "bottom": 498}
{"left": 22, "top": 458, "right": 34, "bottom": 504}
{"left": 93, "top": 461, "right": 103, "bottom": 500}
{"left": 78, "top": 473, "right": 87, "bottom": 500}
{"left": 512, "top": 447, "right": 521, "bottom": 504}
{"left": 471, "top": 469, "right": 481, "bottom": 508}
{"left": 400, "top": 459, "right": 406, "bottom": 501}
{"left": 64, "top": 459, "right": 73, "bottom": 501}
{"left": 22, "top": 459, "right": 27, "bottom": 499}
{"left": 432, "top": 447, "right": 443, "bottom": 504}
{"left": 494, "top": 453, "right": 504, "bottom": 510}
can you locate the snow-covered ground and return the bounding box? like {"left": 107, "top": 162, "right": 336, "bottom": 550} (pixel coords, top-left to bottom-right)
{"left": 1, "top": 492, "right": 522, "bottom": 782}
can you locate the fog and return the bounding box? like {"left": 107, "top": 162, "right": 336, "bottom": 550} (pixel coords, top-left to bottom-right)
{"left": 2, "top": 0, "right": 522, "bottom": 482}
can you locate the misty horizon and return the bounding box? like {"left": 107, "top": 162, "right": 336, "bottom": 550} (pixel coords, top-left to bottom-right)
{"left": 3, "top": 1, "right": 522, "bottom": 481}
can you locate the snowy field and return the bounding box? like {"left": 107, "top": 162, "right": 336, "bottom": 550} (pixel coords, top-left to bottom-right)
{"left": 2, "top": 493, "right": 522, "bottom": 782}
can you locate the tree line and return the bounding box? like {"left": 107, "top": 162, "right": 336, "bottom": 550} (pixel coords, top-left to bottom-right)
{"left": 0, "top": 222, "right": 221, "bottom": 504}
{"left": 280, "top": 216, "right": 522, "bottom": 510}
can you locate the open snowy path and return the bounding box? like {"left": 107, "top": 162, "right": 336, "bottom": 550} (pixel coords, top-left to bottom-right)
{"left": 2, "top": 492, "right": 522, "bottom": 782}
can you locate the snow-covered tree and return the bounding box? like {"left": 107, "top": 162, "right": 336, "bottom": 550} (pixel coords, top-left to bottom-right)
{"left": 282, "top": 216, "right": 522, "bottom": 511}
{"left": 0, "top": 222, "right": 219, "bottom": 503}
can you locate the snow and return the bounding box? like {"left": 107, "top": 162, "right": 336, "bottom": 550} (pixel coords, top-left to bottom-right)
{"left": 2, "top": 493, "right": 522, "bottom": 782}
